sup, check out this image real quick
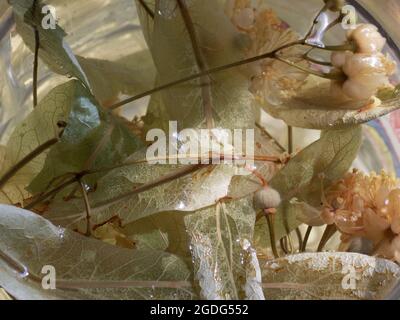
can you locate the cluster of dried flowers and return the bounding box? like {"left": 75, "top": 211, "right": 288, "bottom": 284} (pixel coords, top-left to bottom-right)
{"left": 225, "top": 0, "right": 307, "bottom": 104}
{"left": 322, "top": 170, "right": 400, "bottom": 263}
{"left": 331, "top": 24, "right": 397, "bottom": 101}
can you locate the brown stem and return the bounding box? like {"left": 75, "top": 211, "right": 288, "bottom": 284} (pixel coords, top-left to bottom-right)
{"left": 288, "top": 126, "right": 293, "bottom": 154}
{"left": 265, "top": 210, "right": 279, "bottom": 259}
{"left": 137, "top": 0, "right": 154, "bottom": 19}
{"left": 24, "top": 176, "right": 78, "bottom": 210}
{"left": 177, "top": 0, "right": 214, "bottom": 129}
{"left": 0, "top": 138, "right": 58, "bottom": 190}
{"left": 109, "top": 39, "right": 303, "bottom": 110}
{"left": 109, "top": 3, "right": 353, "bottom": 111}
{"left": 317, "top": 224, "right": 337, "bottom": 252}
{"left": 32, "top": 0, "right": 39, "bottom": 108}
{"left": 92, "top": 164, "right": 207, "bottom": 210}
{"left": 79, "top": 180, "right": 92, "bottom": 236}
{"left": 295, "top": 227, "right": 303, "bottom": 251}
{"left": 33, "top": 28, "right": 39, "bottom": 107}
{"left": 280, "top": 238, "right": 289, "bottom": 255}
{"left": 301, "top": 226, "right": 313, "bottom": 252}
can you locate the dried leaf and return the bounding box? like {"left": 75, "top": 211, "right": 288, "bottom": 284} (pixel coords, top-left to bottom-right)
{"left": 0, "top": 205, "right": 196, "bottom": 300}
{"left": 28, "top": 80, "right": 143, "bottom": 194}
{"left": 262, "top": 252, "right": 400, "bottom": 300}
{"left": 264, "top": 76, "right": 400, "bottom": 130}
{"left": 77, "top": 50, "right": 156, "bottom": 106}
{"left": 254, "top": 126, "right": 362, "bottom": 253}
{"left": 184, "top": 197, "right": 263, "bottom": 300}
{"left": 9, "top": 0, "right": 90, "bottom": 87}
{"left": 142, "top": 0, "right": 255, "bottom": 132}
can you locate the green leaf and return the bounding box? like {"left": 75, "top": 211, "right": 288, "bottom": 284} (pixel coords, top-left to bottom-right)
{"left": 0, "top": 205, "right": 196, "bottom": 300}
{"left": 9, "top": 0, "right": 90, "bottom": 87}
{"left": 142, "top": 0, "right": 255, "bottom": 132}
{"left": 262, "top": 252, "right": 400, "bottom": 300}
{"left": 184, "top": 197, "right": 264, "bottom": 300}
{"left": 264, "top": 76, "right": 400, "bottom": 130}
{"left": 77, "top": 50, "right": 156, "bottom": 106}
{"left": 28, "top": 80, "right": 143, "bottom": 194}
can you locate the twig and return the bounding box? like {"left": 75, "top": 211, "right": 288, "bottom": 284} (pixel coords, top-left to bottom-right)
{"left": 177, "top": 0, "right": 214, "bottom": 129}
{"left": 24, "top": 176, "right": 78, "bottom": 210}
{"left": 79, "top": 180, "right": 92, "bottom": 236}
{"left": 109, "top": 2, "right": 353, "bottom": 111}
{"left": 32, "top": 0, "right": 39, "bottom": 108}
{"left": 265, "top": 210, "right": 279, "bottom": 259}
{"left": 280, "top": 238, "right": 289, "bottom": 255}
{"left": 295, "top": 227, "right": 303, "bottom": 251}
{"left": 0, "top": 138, "right": 59, "bottom": 190}
{"left": 137, "top": 0, "right": 154, "bottom": 19}
{"left": 92, "top": 164, "right": 207, "bottom": 210}
{"left": 301, "top": 226, "right": 313, "bottom": 252}
{"left": 317, "top": 224, "right": 337, "bottom": 252}
{"left": 108, "top": 39, "right": 303, "bottom": 110}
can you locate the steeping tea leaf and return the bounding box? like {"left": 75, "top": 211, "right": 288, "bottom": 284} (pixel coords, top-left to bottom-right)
{"left": 9, "top": 0, "right": 90, "bottom": 88}
{"left": 0, "top": 205, "right": 196, "bottom": 300}
{"left": 262, "top": 252, "right": 400, "bottom": 300}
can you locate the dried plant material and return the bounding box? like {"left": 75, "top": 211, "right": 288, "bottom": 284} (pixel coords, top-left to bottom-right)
{"left": 9, "top": 0, "right": 90, "bottom": 87}
{"left": 226, "top": 0, "right": 308, "bottom": 105}
{"left": 264, "top": 76, "right": 400, "bottom": 130}
{"left": 0, "top": 205, "right": 195, "bottom": 300}
{"left": 184, "top": 198, "right": 257, "bottom": 300}
{"left": 262, "top": 252, "right": 400, "bottom": 300}
{"left": 322, "top": 170, "right": 400, "bottom": 263}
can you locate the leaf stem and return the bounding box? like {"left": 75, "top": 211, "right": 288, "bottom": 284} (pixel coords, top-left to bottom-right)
{"left": 275, "top": 55, "right": 345, "bottom": 81}
{"left": 137, "top": 0, "right": 154, "bottom": 19}
{"left": 301, "top": 226, "right": 313, "bottom": 252}
{"left": 79, "top": 180, "right": 92, "bottom": 236}
{"left": 177, "top": 0, "right": 214, "bottom": 129}
{"left": 24, "top": 176, "right": 78, "bottom": 210}
{"left": 33, "top": 28, "right": 39, "bottom": 107}
{"left": 265, "top": 210, "right": 279, "bottom": 259}
{"left": 317, "top": 224, "right": 337, "bottom": 252}
{"left": 108, "top": 39, "right": 303, "bottom": 110}
{"left": 0, "top": 138, "right": 59, "bottom": 191}
{"left": 92, "top": 164, "right": 207, "bottom": 210}
{"left": 32, "top": 0, "right": 39, "bottom": 108}
{"left": 109, "top": 2, "right": 353, "bottom": 110}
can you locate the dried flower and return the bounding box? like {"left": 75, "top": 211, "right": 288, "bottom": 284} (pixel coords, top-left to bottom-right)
{"left": 322, "top": 170, "right": 400, "bottom": 262}
{"left": 330, "top": 24, "right": 396, "bottom": 101}
{"left": 331, "top": 52, "right": 396, "bottom": 100}
{"left": 348, "top": 24, "right": 387, "bottom": 54}
{"left": 226, "top": 0, "right": 308, "bottom": 104}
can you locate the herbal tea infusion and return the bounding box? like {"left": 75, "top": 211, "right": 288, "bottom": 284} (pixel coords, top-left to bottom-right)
{"left": 0, "top": 0, "right": 400, "bottom": 300}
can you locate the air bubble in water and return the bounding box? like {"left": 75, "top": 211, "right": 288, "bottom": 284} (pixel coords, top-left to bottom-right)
{"left": 57, "top": 226, "right": 65, "bottom": 240}
{"left": 18, "top": 266, "right": 29, "bottom": 279}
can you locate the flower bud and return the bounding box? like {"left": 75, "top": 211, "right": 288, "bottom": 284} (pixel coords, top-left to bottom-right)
{"left": 254, "top": 187, "right": 281, "bottom": 210}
